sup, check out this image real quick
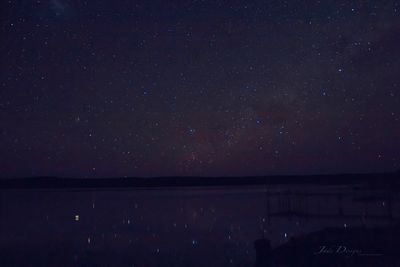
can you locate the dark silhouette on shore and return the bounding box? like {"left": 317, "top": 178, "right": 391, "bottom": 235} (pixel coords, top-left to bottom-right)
{"left": 254, "top": 238, "right": 272, "bottom": 267}
{"left": 261, "top": 223, "right": 400, "bottom": 266}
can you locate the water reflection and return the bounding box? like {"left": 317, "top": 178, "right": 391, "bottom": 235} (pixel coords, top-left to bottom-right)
{"left": 1, "top": 184, "right": 399, "bottom": 266}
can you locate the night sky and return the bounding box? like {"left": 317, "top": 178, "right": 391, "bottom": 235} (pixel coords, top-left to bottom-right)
{"left": 1, "top": 0, "right": 400, "bottom": 177}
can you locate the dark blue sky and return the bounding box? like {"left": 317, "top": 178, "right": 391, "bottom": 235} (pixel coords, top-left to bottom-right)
{"left": 1, "top": 0, "right": 399, "bottom": 177}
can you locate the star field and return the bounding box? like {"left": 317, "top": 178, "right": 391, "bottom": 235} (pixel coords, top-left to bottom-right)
{"left": 1, "top": 0, "right": 400, "bottom": 177}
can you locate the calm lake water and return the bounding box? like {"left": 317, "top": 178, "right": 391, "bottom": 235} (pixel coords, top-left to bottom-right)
{"left": 1, "top": 184, "right": 399, "bottom": 266}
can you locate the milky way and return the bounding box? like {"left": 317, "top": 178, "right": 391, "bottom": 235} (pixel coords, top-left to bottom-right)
{"left": 1, "top": 0, "right": 399, "bottom": 177}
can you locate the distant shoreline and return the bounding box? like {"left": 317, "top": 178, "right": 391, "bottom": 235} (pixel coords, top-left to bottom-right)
{"left": 0, "top": 172, "right": 398, "bottom": 189}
